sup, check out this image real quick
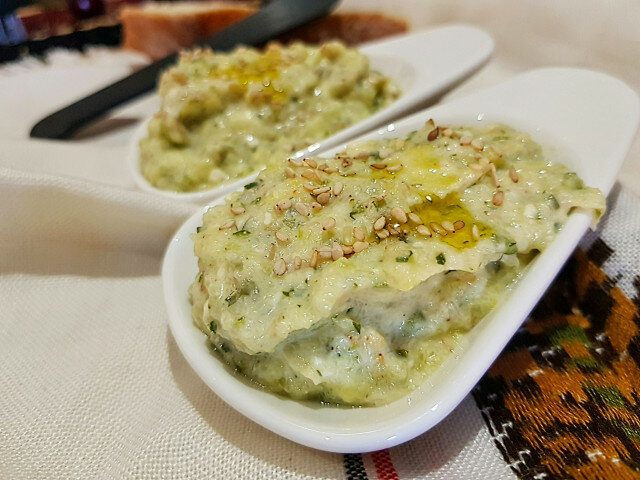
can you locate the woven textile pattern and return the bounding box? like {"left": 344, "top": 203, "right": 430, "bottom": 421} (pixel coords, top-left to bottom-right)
{"left": 474, "top": 240, "right": 640, "bottom": 479}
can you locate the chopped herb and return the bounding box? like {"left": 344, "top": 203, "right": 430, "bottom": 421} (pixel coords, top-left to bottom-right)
{"left": 251, "top": 196, "right": 262, "bottom": 204}
{"left": 436, "top": 252, "right": 446, "bottom": 265}
{"left": 349, "top": 204, "right": 365, "bottom": 219}
{"left": 374, "top": 281, "right": 389, "bottom": 288}
{"left": 373, "top": 198, "right": 386, "bottom": 209}
{"left": 353, "top": 321, "right": 361, "bottom": 334}
{"left": 346, "top": 307, "right": 354, "bottom": 314}
{"left": 369, "top": 151, "right": 381, "bottom": 159}
{"left": 233, "top": 229, "right": 251, "bottom": 236}
{"left": 208, "top": 321, "right": 216, "bottom": 333}
{"left": 196, "top": 226, "right": 204, "bottom": 233}
{"left": 505, "top": 242, "right": 518, "bottom": 254}
{"left": 282, "top": 288, "right": 295, "bottom": 297}
{"left": 396, "top": 348, "right": 408, "bottom": 357}
{"left": 244, "top": 182, "right": 259, "bottom": 190}
{"left": 398, "top": 236, "right": 408, "bottom": 243}
{"left": 396, "top": 251, "right": 413, "bottom": 263}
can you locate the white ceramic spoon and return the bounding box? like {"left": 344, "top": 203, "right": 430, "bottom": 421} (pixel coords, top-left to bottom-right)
{"left": 128, "top": 24, "right": 494, "bottom": 203}
{"left": 162, "top": 67, "right": 639, "bottom": 453}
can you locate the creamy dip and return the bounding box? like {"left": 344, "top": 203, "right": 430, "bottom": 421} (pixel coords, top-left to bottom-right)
{"left": 188, "top": 121, "right": 604, "bottom": 406}
{"left": 140, "top": 42, "right": 400, "bottom": 192}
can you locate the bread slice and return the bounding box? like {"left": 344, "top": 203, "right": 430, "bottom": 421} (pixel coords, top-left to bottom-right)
{"left": 121, "top": 1, "right": 407, "bottom": 60}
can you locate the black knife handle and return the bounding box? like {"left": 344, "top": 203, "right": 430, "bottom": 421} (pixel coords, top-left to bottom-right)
{"left": 30, "top": 0, "right": 338, "bottom": 140}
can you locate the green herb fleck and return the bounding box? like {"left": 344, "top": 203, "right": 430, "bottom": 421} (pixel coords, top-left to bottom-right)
{"left": 196, "top": 226, "right": 204, "bottom": 233}
{"left": 436, "top": 252, "right": 446, "bottom": 265}
{"left": 208, "top": 321, "right": 216, "bottom": 333}
{"left": 353, "top": 321, "right": 361, "bottom": 334}
{"left": 396, "top": 348, "right": 408, "bottom": 357}
{"left": 505, "top": 242, "right": 518, "bottom": 255}
{"left": 349, "top": 204, "right": 365, "bottom": 219}
{"left": 282, "top": 288, "right": 294, "bottom": 297}
{"left": 548, "top": 194, "right": 560, "bottom": 210}
{"left": 251, "top": 196, "right": 262, "bottom": 204}
{"left": 233, "top": 230, "right": 251, "bottom": 236}
{"left": 244, "top": 182, "right": 259, "bottom": 190}
{"left": 396, "top": 251, "right": 413, "bottom": 263}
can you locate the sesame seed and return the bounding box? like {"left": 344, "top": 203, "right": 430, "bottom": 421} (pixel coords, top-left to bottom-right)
{"left": 443, "top": 128, "right": 453, "bottom": 138}
{"left": 331, "top": 242, "right": 344, "bottom": 260}
{"left": 341, "top": 245, "right": 354, "bottom": 255}
{"left": 303, "top": 184, "right": 316, "bottom": 192}
{"left": 425, "top": 118, "right": 435, "bottom": 128}
{"left": 311, "top": 202, "right": 322, "bottom": 212}
{"left": 342, "top": 159, "right": 352, "bottom": 168}
{"left": 391, "top": 207, "right": 408, "bottom": 224}
{"left": 492, "top": 190, "right": 504, "bottom": 206}
{"left": 318, "top": 246, "right": 333, "bottom": 259}
{"left": 472, "top": 225, "right": 480, "bottom": 240}
{"left": 509, "top": 166, "right": 519, "bottom": 183}
{"left": 294, "top": 203, "right": 310, "bottom": 216}
{"left": 264, "top": 212, "right": 273, "bottom": 225}
{"left": 453, "top": 220, "right": 465, "bottom": 231}
{"left": 490, "top": 163, "right": 500, "bottom": 187}
{"left": 275, "top": 199, "right": 291, "bottom": 213}
{"left": 284, "top": 167, "right": 296, "bottom": 178}
{"left": 316, "top": 192, "right": 331, "bottom": 205}
{"left": 333, "top": 182, "right": 344, "bottom": 196}
{"left": 427, "top": 127, "right": 440, "bottom": 141}
{"left": 309, "top": 250, "right": 319, "bottom": 268}
{"left": 304, "top": 158, "right": 317, "bottom": 168}
{"left": 387, "top": 226, "right": 399, "bottom": 236}
{"left": 370, "top": 163, "right": 387, "bottom": 170}
{"left": 478, "top": 156, "right": 489, "bottom": 166}
{"left": 268, "top": 243, "right": 276, "bottom": 260}
{"left": 460, "top": 135, "right": 472, "bottom": 146}
{"left": 318, "top": 163, "right": 328, "bottom": 171}
{"left": 408, "top": 212, "right": 422, "bottom": 225}
{"left": 289, "top": 158, "right": 303, "bottom": 167}
{"left": 417, "top": 225, "right": 432, "bottom": 237}
{"left": 373, "top": 216, "right": 386, "bottom": 231}
{"left": 219, "top": 219, "right": 235, "bottom": 230}
{"left": 322, "top": 217, "right": 336, "bottom": 231}
{"left": 302, "top": 169, "right": 317, "bottom": 180}
{"left": 353, "top": 227, "right": 365, "bottom": 242}
{"left": 230, "top": 206, "right": 245, "bottom": 215}
{"left": 312, "top": 186, "right": 331, "bottom": 195}
{"left": 353, "top": 241, "right": 369, "bottom": 253}
{"left": 274, "top": 259, "right": 286, "bottom": 276}
{"left": 276, "top": 231, "right": 290, "bottom": 243}
{"left": 471, "top": 139, "right": 484, "bottom": 151}
{"left": 387, "top": 164, "right": 403, "bottom": 173}
{"left": 325, "top": 167, "right": 338, "bottom": 174}
{"left": 377, "top": 229, "right": 390, "bottom": 239}
{"left": 442, "top": 220, "right": 455, "bottom": 232}
{"left": 430, "top": 222, "right": 446, "bottom": 235}
{"left": 294, "top": 256, "right": 302, "bottom": 269}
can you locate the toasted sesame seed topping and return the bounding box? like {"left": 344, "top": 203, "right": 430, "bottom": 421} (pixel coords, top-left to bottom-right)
{"left": 453, "top": 220, "right": 465, "bottom": 231}
{"left": 302, "top": 169, "right": 317, "bottom": 180}
{"left": 318, "top": 246, "right": 332, "bottom": 259}
{"left": 268, "top": 243, "right": 276, "bottom": 260}
{"left": 219, "top": 219, "right": 235, "bottom": 230}
{"left": 377, "top": 229, "right": 390, "bottom": 239}
{"left": 316, "top": 192, "right": 331, "bottom": 205}
{"left": 370, "top": 163, "right": 387, "bottom": 170}
{"left": 317, "top": 163, "right": 328, "bottom": 171}
{"left": 289, "top": 158, "right": 303, "bottom": 167}
{"left": 430, "top": 222, "right": 446, "bottom": 235}
{"left": 312, "top": 186, "right": 331, "bottom": 195}
{"left": 230, "top": 206, "right": 245, "bottom": 215}
{"left": 333, "top": 182, "right": 344, "bottom": 196}
{"left": 492, "top": 190, "right": 504, "bottom": 206}
{"left": 387, "top": 164, "right": 403, "bottom": 173}
{"left": 427, "top": 127, "right": 440, "bottom": 141}
{"left": 387, "top": 226, "right": 399, "bottom": 236}
{"left": 471, "top": 139, "right": 484, "bottom": 151}
{"left": 391, "top": 207, "right": 408, "bottom": 224}
{"left": 442, "top": 220, "right": 455, "bottom": 232}
{"left": 353, "top": 227, "right": 365, "bottom": 242}
{"left": 342, "top": 158, "right": 352, "bottom": 168}
{"left": 309, "top": 250, "right": 319, "bottom": 268}
{"left": 373, "top": 216, "right": 386, "bottom": 231}
{"left": 294, "top": 202, "right": 311, "bottom": 216}
{"left": 417, "top": 225, "right": 432, "bottom": 237}
{"left": 275, "top": 231, "right": 290, "bottom": 243}
{"left": 443, "top": 128, "right": 453, "bottom": 138}
{"left": 275, "top": 199, "right": 291, "bottom": 213}
{"left": 322, "top": 217, "right": 336, "bottom": 231}
{"left": 338, "top": 244, "right": 352, "bottom": 256}
{"left": 460, "top": 135, "right": 472, "bottom": 146}
{"left": 274, "top": 258, "right": 286, "bottom": 276}
{"left": 472, "top": 224, "right": 480, "bottom": 240}
{"left": 294, "top": 256, "right": 302, "bottom": 269}
{"left": 408, "top": 212, "right": 422, "bottom": 225}
{"left": 509, "top": 166, "right": 519, "bottom": 183}
{"left": 311, "top": 202, "right": 322, "bottom": 212}
{"left": 325, "top": 167, "right": 338, "bottom": 174}
{"left": 331, "top": 242, "right": 344, "bottom": 260}
{"left": 284, "top": 167, "right": 296, "bottom": 178}
{"left": 303, "top": 184, "right": 316, "bottom": 193}
{"left": 490, "top": 163, "right": 500, "bottom": 187}
{"left": 353, "top": 241, "right": 369, "bottom": 253}
{"left": 304, "top": 158, "right": 317, "bottom": 168}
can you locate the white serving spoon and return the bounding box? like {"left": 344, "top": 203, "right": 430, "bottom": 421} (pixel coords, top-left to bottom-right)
{"left": 162, "top": 67, "right": 639, "bottom": 453}
{"left": 128, "top": 24, "right": 494, "bottom": 203}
